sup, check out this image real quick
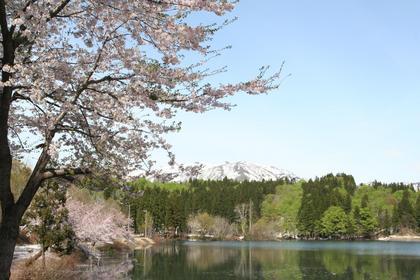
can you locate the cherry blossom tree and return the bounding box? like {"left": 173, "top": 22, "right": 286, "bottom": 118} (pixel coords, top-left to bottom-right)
{"left": 66, "top": 197, "right": 131, "bottom": 245}
{"left": 0, "top": 1, "right": 281, "bottom": 278}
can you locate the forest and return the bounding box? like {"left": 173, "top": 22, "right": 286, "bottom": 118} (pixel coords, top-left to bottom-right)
{"left": 11, "top": 160, "right": 420, "bottom": 245}
{"left": 89, "top": 172, "right": 420, "bottom": 240}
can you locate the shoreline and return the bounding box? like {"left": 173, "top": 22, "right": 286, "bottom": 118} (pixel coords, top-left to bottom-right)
{"left": 153, "top": 234, "right": 420, "bottom": 243}
{"left": 376, "top": 235, "right": 420, "bottom": 242}
{"left": 14, "top": 234, "right": 420, "bottom": 260}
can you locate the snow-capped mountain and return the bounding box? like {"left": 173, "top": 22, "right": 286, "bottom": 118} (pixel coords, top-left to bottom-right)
{"left": 168, "top": 161, "right": 298, "bottom": 182}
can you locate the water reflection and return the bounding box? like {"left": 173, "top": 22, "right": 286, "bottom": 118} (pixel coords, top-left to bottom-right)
{"left": 131, "top": 241, "right": 420, "bottom": 280}
{"left": 76, "top": 251, "right": 133, "bottom": 280}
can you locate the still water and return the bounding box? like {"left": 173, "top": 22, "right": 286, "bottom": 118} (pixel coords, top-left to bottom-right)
{"left": 129, "top": 241, "right": 420, "bottom": 280}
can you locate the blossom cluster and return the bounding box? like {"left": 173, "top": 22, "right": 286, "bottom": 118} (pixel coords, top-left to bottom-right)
{"left": 4, "top": 0, "right": 280, "bottom": 178}
{"left": 66, "top": 197, "right": 131, "bottom": 243}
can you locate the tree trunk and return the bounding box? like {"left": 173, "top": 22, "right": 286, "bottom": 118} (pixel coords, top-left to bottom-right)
{"left": 0, "top": 1, "right": 16, "bottom": 278}
{"left": 0, "top": 214, "right": 19, "bottom": 280}
{"left": 0, "top": 77, "right": 14, "bottom": 280}
{"left": 0, "top": 116, "right": 15, "bottom": 280}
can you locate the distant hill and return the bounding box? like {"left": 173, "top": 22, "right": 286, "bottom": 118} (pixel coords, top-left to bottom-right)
{"left": 165, "top": 161, "right": 298, "bottom": 182}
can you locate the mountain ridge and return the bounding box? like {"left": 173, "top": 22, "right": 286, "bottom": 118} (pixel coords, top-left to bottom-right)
{"left": 167, "top": 161, "right": 298, "bottom": 182}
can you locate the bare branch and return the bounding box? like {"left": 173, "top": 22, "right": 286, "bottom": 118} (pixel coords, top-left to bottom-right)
{"left": 41, "top": 167, "right": 91, "bottom": 180}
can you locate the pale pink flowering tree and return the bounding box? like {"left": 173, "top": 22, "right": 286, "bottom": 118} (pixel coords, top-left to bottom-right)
{"left": 66, "top": 197, "right": 131, "bottom": 244}
{"left": 0, "top": 1, "right": 282, "bottom": 277}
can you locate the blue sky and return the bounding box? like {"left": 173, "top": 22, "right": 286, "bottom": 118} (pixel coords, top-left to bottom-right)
{"left": 162, "top": 0, "right": 420, "bottom": 183}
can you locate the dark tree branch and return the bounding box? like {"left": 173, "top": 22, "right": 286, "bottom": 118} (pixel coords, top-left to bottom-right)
{"left": 49, "top": 0, "right": 71, "bottom": 19}
{"left": 41, "top": 167, "right": 91, "bottom": 180}
{"left": 55, "top": 125, "right": 98, "bottom": 138}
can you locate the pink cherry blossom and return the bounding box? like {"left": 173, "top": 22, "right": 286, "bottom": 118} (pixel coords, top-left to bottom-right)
{"left": 66, "top": 197, "right": 131, "bottom": 244}
{"left": 0, "top": 2, "right": 282, "bottom": 275}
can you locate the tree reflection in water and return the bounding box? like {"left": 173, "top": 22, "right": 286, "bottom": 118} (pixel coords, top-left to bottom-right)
{"left": 131, "top": 241, "right": 420, "bottom": 280}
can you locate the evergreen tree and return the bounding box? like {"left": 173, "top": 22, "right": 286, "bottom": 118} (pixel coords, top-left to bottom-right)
{"left": 377, "top": 208, "right": 391, "bottom": 236}
{"left": 297, "top": 182, "right": 318, "bottom": 237}
{"left": 297, "top": 174, "right": 356, "bottom": 238}
{"left": 383, "top": 209, "right": 391, "bottom": 235}
{"left": 394, "top": 190, "right": 416, "bottom": 231}
{"left": 342, "top": 193, "right": 352, "bottom": 214}
{"left": 353, "top": 206, "right": 376, "bottom": 238}
{"left": 392, "top": 205, "right": 399, "bottom": 230}
{"left": 361, "top": 194, "right": 369, "bottom": 208}
{"left": 353, "top": 206, "right": 361, "bottom": 222}
{"left": 117, "top": 176, "right": 418, "bottom": 240}
{"left": 358, "top": 208, "right": 377, "bottom": 237}
{"left": 345, "top": 215, "right": 355, "bottom": 237}
{"left": 353, "top": 206, "right": 362, "bottom": 237}
{"left": 25, "top": 181, "right": 75, "bottom": 267}
{"left": 320, "top": 206, "right": 348, "bottom": 238}
{"left": 415, "top": 195, "right": 420, "bottom": 231}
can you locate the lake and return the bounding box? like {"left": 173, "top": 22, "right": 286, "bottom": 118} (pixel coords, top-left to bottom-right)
{"left": 128, "top": 241, "right": 420, "bottom": 280}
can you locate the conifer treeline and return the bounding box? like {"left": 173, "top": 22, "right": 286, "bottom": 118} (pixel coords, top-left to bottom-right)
{"left": 117, "top": 178, "right": 284, "bottom": 235}
{"left": 296, "top": 174, "right": 418, "bottom": 238}
{"left": 99, "top": 174, "right": 420, "bottom": 239}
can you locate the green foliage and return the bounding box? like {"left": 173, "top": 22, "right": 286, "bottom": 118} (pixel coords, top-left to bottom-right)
{"left": 130, "top": 178, "right": 187, "bottom": 191}
{"left": 124, "top": 178, "right": 282, "bottom": 235}
{"left": 352, "top": 185, "right": 396, "bottom": 214}
{"left": 370, "top": 181, "right": 415, "bottom": 192}
{"left": 416, "top": 195, "right": 420, "bottom": 231}
{"left": 354, "top": 207, "right": 377, "bottom": 237}
{"left": 105, "top": 174, "right": 419, "bottom": 239}
{"left": 68, "top": 185, "right": 123, "bottom": 213}
{"left": 261, "top": 183, "right": 302, "bottom": 235}
{"left": 293, "top": 174, "right": 416, "bottom": 238}
{"left": 320, "top": 206, "right": 349, "bottom": 238}
{"left": 361, "top": 194, "right": 369, "bottom": 208}
{"left": 342, "top": 193, "right": 352, "bottom": 214}
{"left": 378, "top": 208, "right": 392, "bottom": 235}
{"left": 77, "top": 175, "right": 123, "bottom": 201}
{"left": 24, "top": 181, "right": 75, "bottom": 255}
{"left": 297, "top": 174, "right": 356, "bottom": 237}
{"left": 352, "top": 185, "right": 402, "bottom": 235}
{"left": 393, "top": 190, "right": 416, "bottom": 231}
{"left": 165, "top": 191, "right": 188, "bottom": 233}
